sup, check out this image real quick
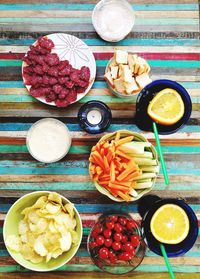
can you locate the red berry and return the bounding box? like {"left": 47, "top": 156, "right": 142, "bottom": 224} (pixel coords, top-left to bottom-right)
{"left": 109, "top": 215, "right": 118, "bottom": 223}
{"left": 99, "top": 247, "right": 109, "bottom": 260}
{"left": 91, "top": 230, "right": 98, "bottom": 238}
{"left": 94, "top": 224, "right": 103, "bottom": 234}
{"left": 112, "top": 241, "right": 122, "bottom": 251}
{"left": 131, "top": 235, "right": 140, "bottom": 247}
{"left": 90, "top": 241, "right": 97, "bottom": 248}
{"left": 114, "top": 232, "right": 123, "bottom": 242}
{"left": 114, "top": 223, "right": 123, "bottom": 233}
{"left": 108, "top": 250, "right": 117, "bottom": 264}
{"left": 123, "top": 242, "right": 134, "bottom": 253}
{"left": 121, "top": 235, "right": 128, "bottom": 244}
{"left": 104, "top": 238, "right": 112, "bottom": 248}
{"left": 126, "top": 220, "right": 136, "bottom": 230}
{"left": 96, "top": 235, "right": 105, "bottom": 246}
{"left": 118, "top": 217, "right": 127, "bottom": 226}
{"left": 103, "top": 229, "right": 112, "bottom": 238}
{"left": 106, "top": 221, "right": 114, "bottom": 230}
{"left": 119, "top": 252, "right": 132, "bottom": 261}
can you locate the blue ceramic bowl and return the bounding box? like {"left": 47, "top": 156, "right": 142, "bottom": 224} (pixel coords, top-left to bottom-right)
{"left": 135, "top": 79, "right": 192, "bottom": 135}
{"left": 139, "top": 197, "right": 198, "bottom": 258}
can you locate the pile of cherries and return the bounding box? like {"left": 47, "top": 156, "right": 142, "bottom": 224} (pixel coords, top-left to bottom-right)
{"left": 88, "top": 214, "right": 141, "bottom": 265}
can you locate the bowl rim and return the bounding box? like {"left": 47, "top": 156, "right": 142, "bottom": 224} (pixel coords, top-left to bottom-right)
{"left": 26, "top": 118, "right": 72, "bottom": 163}
{"left": 87, "top": 212, "right": 146, "bottom": 274}
{"left": 89, "top": 130, "right": 159, "bottom": 202}
{"left": 3, "top": 191, "right": 83, "bottom": 272}
{"left": 135, "top": 79, "right": 192, "bottom": 135}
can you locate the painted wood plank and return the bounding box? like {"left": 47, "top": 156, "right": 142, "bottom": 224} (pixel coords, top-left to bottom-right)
{"left": 0, "top": 3, "right": 198, "bottom": 11}
{"left": 0, "top": 10, "right": 198, "bottom": 18}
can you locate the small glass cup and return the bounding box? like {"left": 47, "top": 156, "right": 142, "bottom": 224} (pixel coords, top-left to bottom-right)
{"left": 92, "top": 0, "right": 135, "bottom": 42}
{"left": 87, "top": 213, "right": 146, "bottom": 274}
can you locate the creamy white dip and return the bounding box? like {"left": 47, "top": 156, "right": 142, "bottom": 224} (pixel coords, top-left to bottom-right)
{"left": 92, "top": 0, "right": 135, "bottom": 42}
{"left": 26, "top": 118, "right": 71, "bottom": 163}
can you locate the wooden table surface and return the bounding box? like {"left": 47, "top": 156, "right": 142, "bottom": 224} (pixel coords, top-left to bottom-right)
{"left": 0, "top": 0, "right": 200, "bottom": 278}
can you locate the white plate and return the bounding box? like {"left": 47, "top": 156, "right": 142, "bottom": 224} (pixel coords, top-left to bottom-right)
{"left": 22, "top": 33, "right": 96, "bottom": 106}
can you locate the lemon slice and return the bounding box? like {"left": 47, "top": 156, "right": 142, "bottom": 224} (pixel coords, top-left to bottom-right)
{"left": 147, "top": 88, "right": 185, "bottom": 125}
{"left": 150, "top": 204, "right": 190, "bottom": 244}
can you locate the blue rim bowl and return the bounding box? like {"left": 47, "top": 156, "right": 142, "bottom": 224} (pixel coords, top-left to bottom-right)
{"left": 135, "top": 79, "right": 192, "bottom": 135}
{"left": 141, "top": 198, "right": 198, "bottom": 258}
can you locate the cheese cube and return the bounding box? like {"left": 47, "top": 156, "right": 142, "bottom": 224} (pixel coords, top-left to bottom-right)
{"left": 136, "top": 73, "right": 152, "bottom": 89}
{"left": 125, "top": 78, "right": 139, "bottom": 94}
{"left": 115, "top": 50, "right": 128, "bottom": 64}
{"left": 110, "top": 66, "right": 119, "bottom": 79}
{"left": 122, "top": 66, "right": 132, "bottom": 83}
{"left": 104, "top": 71, "right": 114, "bottom": 87}
{"left": 113, "top": 77, "right": 126, "bottom": 94}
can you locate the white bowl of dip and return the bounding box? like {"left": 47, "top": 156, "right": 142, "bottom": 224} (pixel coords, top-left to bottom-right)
{"left": 92, "top": 0, "right": 135, "bottom": 42}
{"left": 26, "top": 118, "right": 71, "bottom": 163}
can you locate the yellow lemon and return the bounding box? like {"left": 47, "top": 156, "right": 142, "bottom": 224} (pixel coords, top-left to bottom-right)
{"left": 150, "top": 204, "right": 190, "bottom": 244}
{"left": 147, "top": 88, "right": 185, "bottom": 125}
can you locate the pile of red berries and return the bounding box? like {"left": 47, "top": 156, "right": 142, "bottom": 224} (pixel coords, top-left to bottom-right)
{"left": 23, "top": 36, "right": 90, "bottom": 107}
{"left": 89, "top": 215, "right": 141, "bottom": 265}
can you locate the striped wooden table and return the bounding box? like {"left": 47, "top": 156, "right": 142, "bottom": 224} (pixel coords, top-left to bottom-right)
{"left": 0, "top": 0, "right": 200, "bottom": 278}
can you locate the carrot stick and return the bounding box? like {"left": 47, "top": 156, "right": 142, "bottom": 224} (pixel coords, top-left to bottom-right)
{"left": 115, "top": 131, "right": 121, "bottom": 141}
{"left": 99, "top": 174, "right": 110, "bottom": 180}
{"left": 103, "top": 156, "right": 110, "bottom": 170}
{"left": 110, "top": 162, "right": 115, "bottom": 182}
{"left": 109, "top": 182, "right": 130, "bottom": 191}
{"left": 123, "top": 170, "right": 141, "bottom": 181}
{"left": 113, "top": 181, "right": 132, "bottom": 187}
{"left": 96, "top": 166, "right": 102, "bottom": 175}
{"left": 99, "top": 181, "right": 109, "bottom": 186}
{"left": 117, "top": 164, "right": 138, "bottom": 181}
{"left": 117, "top": 191, "right": 131, "bottom": 202}
{"left": 116, "top": 149, "right": 133, "bottom": 160}
{"left": 92, "top": 151, "right": 105, "bottom": 169}
{"left": 115, "top": 136, "right": 134, "bottom": 147}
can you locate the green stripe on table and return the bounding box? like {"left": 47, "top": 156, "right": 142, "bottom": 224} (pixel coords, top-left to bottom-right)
{"left": 0, "top": 4, "right": 197, "bottom": 11}
{"left": 0, "top": 95, "right": 199, "bottom": 104}
{"left": 0, "top": 39, "right": 199, "bottom": 46}
{"left": 0, "top": 145, "right": 200, "bottom": 154}
{"left": 1, "top": 81, "right": 200, "bottom": 89}
{"left": 0, "top": 18, "right": 198, "bottom": 25}
{"left": 0, "top": 264, "right": 199, "bottom": 273}
{"left": 0, "top": 181, "right": 199, "bottom": 191}
{"left": 2, "top": 59, "right": 200, "bottom": 68}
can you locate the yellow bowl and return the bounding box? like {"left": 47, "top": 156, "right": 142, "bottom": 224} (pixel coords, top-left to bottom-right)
{"left": 3, "top": 191, "right": 82, "bottom": 272}
{"left": 89, "top": 130, "right": 159, "bottom": 202}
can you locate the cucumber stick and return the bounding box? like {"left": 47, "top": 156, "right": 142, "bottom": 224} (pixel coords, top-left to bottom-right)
{"left": 132, "top": 173, "right": 157, "bottom": 181}
{"left": 133, "top": 158, "right": 157, "bottom": 166}
{"left": 134, "top": 182, "right": 153, "bottom": 189}
{"left": 141, "top": 165, "right": 160, "bottom": 173}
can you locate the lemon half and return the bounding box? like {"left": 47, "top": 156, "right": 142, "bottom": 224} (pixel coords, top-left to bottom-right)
{"left": 150, "top": 204, "right": 190, "bottom": 245}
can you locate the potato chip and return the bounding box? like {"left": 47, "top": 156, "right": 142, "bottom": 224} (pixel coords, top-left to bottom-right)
{"left": 51, "top": 249, "right": 63, "bottom": 259}
{"left": 28, "top": 210, "right": 40, "bottom": 224}
{"left": 48, "top": 220, "right": 58, "bottom": 233}
{"left": 20, "top": 233, "right": 28, "bottom": 243}
{"left": 64, "top": 203, "right": 75, "bottom": 219}
{"left": 30, "top": 253, "right": 44, "bottom": 264}
{"left": 70, "top": 229, "right": 79, "bottom": 245}
{"left": 46, "top": 202, "right": 61, "bottom": 215}
{"left": 5, "top": 235, "right": 21, "bottom": 252}
{"left": 34, "top": 235, "right": 48, "bottom": 257}
{"left": 46, "top": 252, "right": 52, "bottom": 263}
{"left": 21, "top": 244, "right": 35, "bottom": 261}
{"left": 33, "top": 195, "right": 48, "bottom": 209}
{"left": 59, "top": 232, "right": 72, "bottom": 252}
{"left": 18, "top": 220, "right": 28, "bottom": 235}
{"left": 48, "top": 192, "right": 62, "bottom": 205}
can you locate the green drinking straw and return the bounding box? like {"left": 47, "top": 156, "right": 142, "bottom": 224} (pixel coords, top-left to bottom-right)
{"left": 152, "top": 122, "right": 170, "bottom": 185}
{"left": 160, "top": 243, "right": 176, "bottom": 279}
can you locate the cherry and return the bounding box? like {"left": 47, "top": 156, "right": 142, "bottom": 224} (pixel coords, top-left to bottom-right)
{"left": 103, "top": 229, "right": 112, "bottom": 238}
{"left": 90, "top": 241, "right": 97, "bottom": 248}
{"left": 114, "top": 223, "right": 123, "bottom": 233}
{"left": 108, "top": 250, "right": 117, "bottom": 264}
{"left": 109, "top": 215, "right": 118, "bottom": 223}
{"left": 104, "top": 238, "right": 113, "bottom": 248}
{"left": 94, "top": 224, "right": 103, "bottom": 234}
{"left": 112, "top": 241, "right": 122, "bottom": 251}
{"left": 96, "top": 235, "right": 105, "bottom": 246}
{"left": 99, "top": 247, "right": 109, "bottom": 259}
{"left": 119, "top": 252, "right": 132, "bottom": 261}
{"left": 121, "top": 235, "right": 128, "bottom": 243}
{"left": 123, "top": 242, "right": 134, "bottom": 253}
{"left": 91, "top": 230, "right": 98, "bottom": 238}
{"left": 131, "top": 234, "right": 140, "bottom": 247}
{"left": 126, "top": 220, "right": 136, "bottom": 230}
{"left": 118, "top": 217, "right": 127, "bottom": 226}
{"left": 114, "top": 232, "right": 123, "bottom": 242}
{"left": 106, "top": 221, "right": 114, "bottom": 230}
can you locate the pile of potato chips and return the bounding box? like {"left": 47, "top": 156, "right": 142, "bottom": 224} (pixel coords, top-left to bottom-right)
{"left": 5, "top": 192, "right": 79, "bottom": 264}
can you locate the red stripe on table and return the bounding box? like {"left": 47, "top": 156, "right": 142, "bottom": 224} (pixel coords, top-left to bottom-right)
{"left": 0, "top": 53, "right": 200, "bottom": 60}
